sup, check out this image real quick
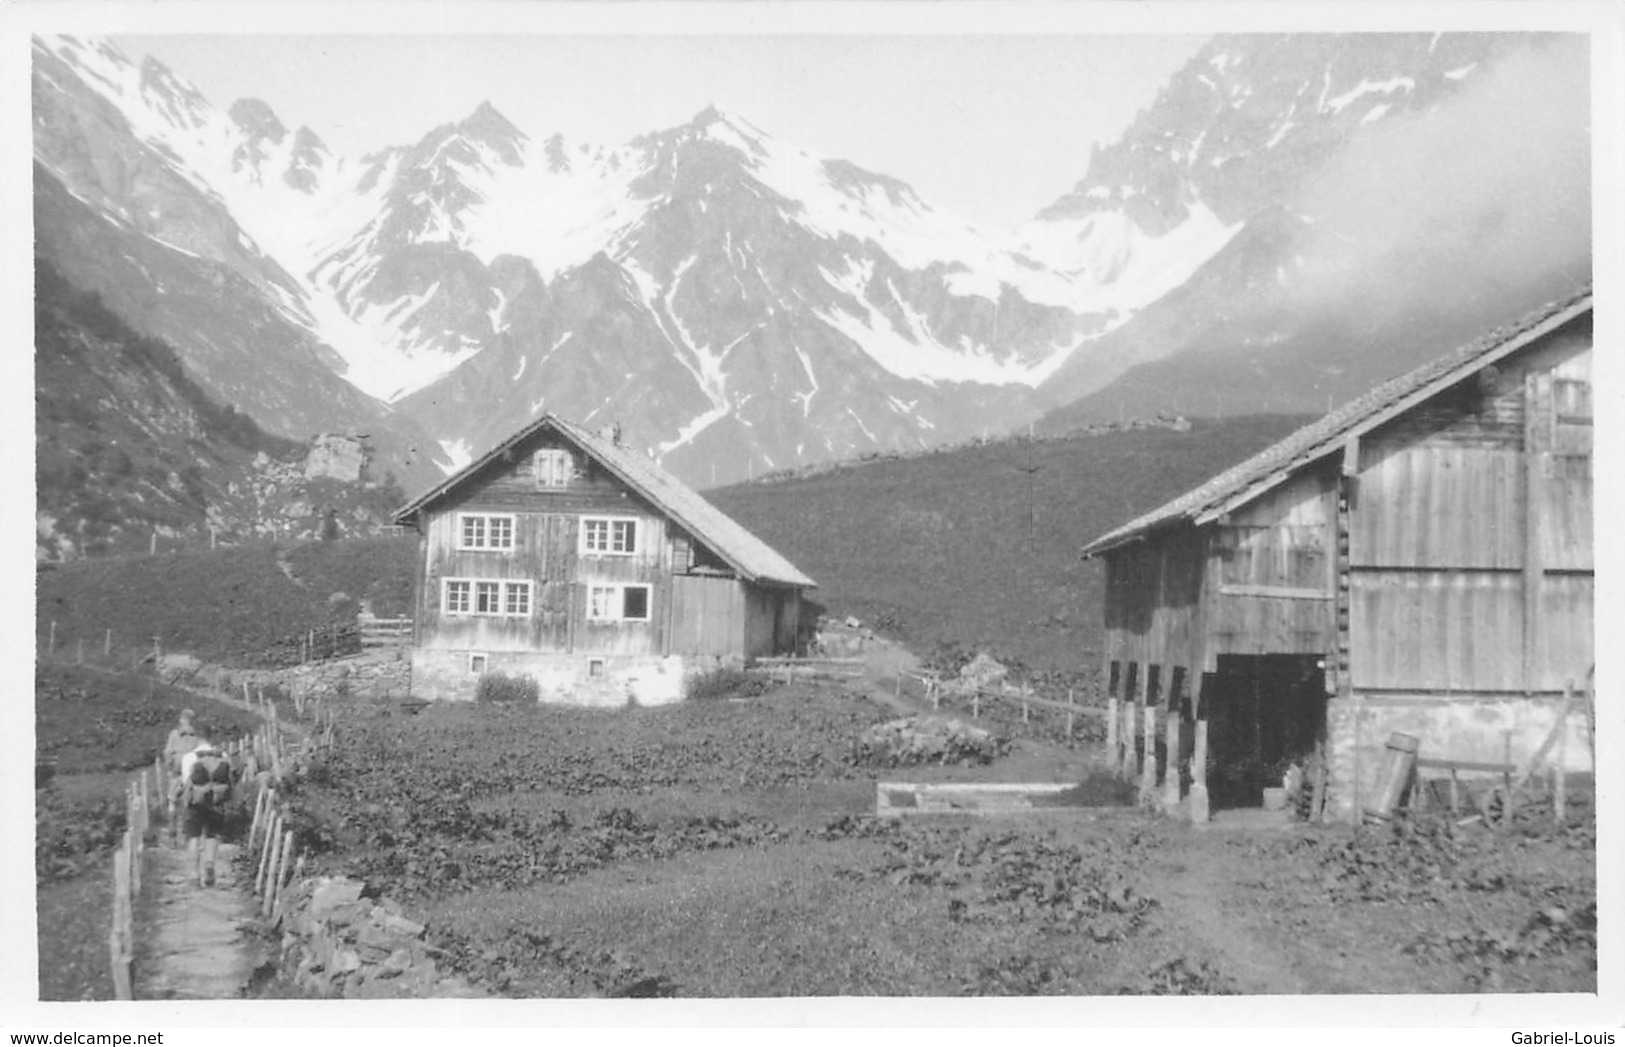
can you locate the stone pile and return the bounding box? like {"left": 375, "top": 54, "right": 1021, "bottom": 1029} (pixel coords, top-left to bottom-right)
{"left": 958, "top": 652, "right": 1010, "bottom": 692}
{"left": 858, "top": 715, "right": 1006, "bottom": 767}
{"left": 275, "top": 875, "right": 481, "bottom": 998}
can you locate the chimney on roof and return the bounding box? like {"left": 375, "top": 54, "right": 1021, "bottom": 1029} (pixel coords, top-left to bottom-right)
{"left": 600, "top": 422, "right": 622, "bottom": 446}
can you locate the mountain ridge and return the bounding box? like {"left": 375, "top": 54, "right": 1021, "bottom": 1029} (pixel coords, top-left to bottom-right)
{"left": 32, "top": 31, "right": 1588, "bottom": 494}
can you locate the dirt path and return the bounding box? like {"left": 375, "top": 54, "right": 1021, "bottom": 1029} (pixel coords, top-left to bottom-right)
{"left": 138, "top": 840, "right": 257, "bottom": 999}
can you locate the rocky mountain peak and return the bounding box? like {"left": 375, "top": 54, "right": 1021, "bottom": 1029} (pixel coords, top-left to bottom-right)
{"left": 456, "top": 100, "right": 527, "bottom": 164}
{"left": 137, "top": 53, "right": 210, "bottom": 130}
{"left": 228, "top": 97, "right": 288, "bottom": 143}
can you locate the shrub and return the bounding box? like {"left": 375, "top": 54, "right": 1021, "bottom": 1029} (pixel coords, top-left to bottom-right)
{"left": 684, "top": 667, "right": 771, "bottom": 702}
{"left": 475, "top": 672, "right": 539, "bottom": 706}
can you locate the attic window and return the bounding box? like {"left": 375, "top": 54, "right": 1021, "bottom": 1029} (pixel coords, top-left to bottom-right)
{"left": 534, "top": 449, "right": 572, "bottom": 489}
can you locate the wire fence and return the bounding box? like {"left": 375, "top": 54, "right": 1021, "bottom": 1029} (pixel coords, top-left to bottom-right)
{"left": 37, "top": 614, "right": 411, "bottom": 674}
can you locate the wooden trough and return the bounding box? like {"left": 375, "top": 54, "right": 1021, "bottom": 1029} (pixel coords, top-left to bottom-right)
{"left": 876, "top": 781, "right": 1097, "bottom": 818}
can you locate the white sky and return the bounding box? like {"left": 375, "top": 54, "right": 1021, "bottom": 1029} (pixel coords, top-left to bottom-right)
{"left": 116, "top": 33, "right": 1205, "bottom": 231}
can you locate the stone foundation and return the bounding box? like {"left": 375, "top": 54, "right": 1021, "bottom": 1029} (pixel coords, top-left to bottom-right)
{"left": 410, "top": 648, "right": 726, "bottom": 706}
{"left": 1325, "top": 693, "right": 1594, "bottom": 822}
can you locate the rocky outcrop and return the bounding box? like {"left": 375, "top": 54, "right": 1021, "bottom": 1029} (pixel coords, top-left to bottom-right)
{"left": 303, "top": 434, "right": 368, "bottom": 483}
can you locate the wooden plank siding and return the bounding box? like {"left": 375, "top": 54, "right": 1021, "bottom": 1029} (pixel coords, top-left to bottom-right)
{"left": 1201, "top": 465, "right": 1337, "bottom": 669}
{"left": 669, "top": 576, "right": 746, "bottom": 657}
{"left": 1344, "top": 327, "right": 1592, "bottom": 697}
{"left": 1101, "top": 528, "right": 1205, "bottom": 709}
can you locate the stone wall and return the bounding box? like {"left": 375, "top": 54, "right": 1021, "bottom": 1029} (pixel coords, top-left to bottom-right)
{"left": 273, "top": 876, "right": 482, "bottom": 999}
{"left": 224, "top": 652, "right": 412, "bottom": 704}
{"left": 1325, "top": 693, "right": 1594, "bottom": 822}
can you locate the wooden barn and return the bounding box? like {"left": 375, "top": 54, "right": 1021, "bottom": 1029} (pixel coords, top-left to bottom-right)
{"left": 1079, "top": 290, "right": 1594, "bottom": 822}
{"left": 393, "top": 414, "right": 816, "bottom": 704}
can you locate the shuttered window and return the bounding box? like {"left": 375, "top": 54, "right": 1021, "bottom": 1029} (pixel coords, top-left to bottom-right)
{"left": 534, "top": 449, "right": 573, "bottom": 489}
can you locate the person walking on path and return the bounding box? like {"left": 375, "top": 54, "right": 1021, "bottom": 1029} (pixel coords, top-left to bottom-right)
{"left": 163, "top": 709, "right": 199, "bottom": 841}
{"left": 179, "top": 740, "right": 235, "bottom": 887}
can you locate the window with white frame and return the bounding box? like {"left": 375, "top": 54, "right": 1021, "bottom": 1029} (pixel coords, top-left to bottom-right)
{"left": 469, "top": 653, "right": 488, "bottom": 675}
{"left": 534, "top": 448, "right": 572, "bottom": 489}
{"left": 587, "top": 583, "right": 652, "bottom": 622}
{"left": 581, "top": 516, "right": 638, "bottom": 555}
{"left": 442, "top": 578, "right": 533, "bottom": 617}
{"left": 458, "top": 513, "right": 515, "bottom": 551}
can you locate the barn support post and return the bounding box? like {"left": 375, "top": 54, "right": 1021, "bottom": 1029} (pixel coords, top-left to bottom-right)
{"left": 1522, "top": 372, "right": 1546, "bottom": 695}
{"left": 1162, "top": 709, "right": 1182, "bottom": 812}
{"left": 1138, "top": 706, "right": 1159, "bottom": 805}
{"left": 1189, "top": 719, "right": 1210, "bottom": 824}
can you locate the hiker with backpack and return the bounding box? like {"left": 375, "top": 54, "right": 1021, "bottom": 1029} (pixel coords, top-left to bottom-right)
{"left": 179, "top": 740, "right": 235, "bottom": 887}
{"left": 163, "top": 709, "right": 200, "bottom": 836}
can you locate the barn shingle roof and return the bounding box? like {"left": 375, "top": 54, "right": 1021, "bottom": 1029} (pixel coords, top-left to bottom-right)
{"left": 393, "top": 415, "right": 816, "bottom": 588}
{"left": 1080, "top": 288, "right": 1593, "bottom": 558}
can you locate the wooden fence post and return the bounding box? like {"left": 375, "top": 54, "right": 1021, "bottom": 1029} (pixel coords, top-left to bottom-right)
{"left": 109, "top": 838, "right": 132, "bottom": 1000}
{"left": 105, "top": 628, "right": 112, "bottom": 658}
{"left": 1066, "top": 688, "right": 1075, "bottom": 740}
{"left": 249, "top": 786, "right": 267, "bottom": 854}
{"left": 1106, "top": 697, "right": 1119, "bottom": 768}
{"left": 1554, "top": 681, "right": 1570, "bottom": 824}
{"left": 256, "top": 811, "right": 280, "bottom": 896}
{"left": 264, "top": 828, "right": 291, "bottom": 917}
{"left": 271, "top": 831, "right": 296, "bottom": 918}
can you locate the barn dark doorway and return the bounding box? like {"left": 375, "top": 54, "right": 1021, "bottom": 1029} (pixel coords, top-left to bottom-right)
{"left": 1200, "top": 654, "right": 1325, "bottom": 810}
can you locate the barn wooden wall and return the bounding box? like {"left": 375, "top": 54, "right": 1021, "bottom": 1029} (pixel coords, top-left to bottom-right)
{"left": 1101, "top": 528, "right": 1204, "bottom": 706}
{"left": 1348, "top": 325, "right": 1593, "bottom": 695}
{"left": 1203, "top": 465, "right": 1338, "bottom": 665}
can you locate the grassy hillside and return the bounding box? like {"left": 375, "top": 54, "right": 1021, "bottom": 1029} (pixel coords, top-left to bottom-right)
{"left": 35, "top": 256, "right": 408, "bottom": 560}
{"left": 708, "top": 414, "right": 1310, "bottom": 677}
{"left": 36, "top": 537, "right": 418, "bottom": 665}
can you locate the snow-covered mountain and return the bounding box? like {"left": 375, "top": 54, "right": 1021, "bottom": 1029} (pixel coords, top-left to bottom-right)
{"left": 1030, "top": 31, "right": 1591, "bottom": 421}
{"left": 31, "top": 31, "right": 1588, "bottom": 491}
{"left": 31, "top": 33, "right": 1208, "bottom": 485}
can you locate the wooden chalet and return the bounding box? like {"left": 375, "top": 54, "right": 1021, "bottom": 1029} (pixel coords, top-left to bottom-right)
{"left": 393, "top": 414, "right": 816, "bottom": 704}
{"left": 1080, "top": 290, "right": 1594, "bottom": 822}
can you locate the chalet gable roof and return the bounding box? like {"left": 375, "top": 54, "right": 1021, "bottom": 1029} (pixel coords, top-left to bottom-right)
{"left": 393, "top": 415, "right": 816, "bottom": 589}
{"left": 1080, "top": 288, "right": 1593, "bottom": 559}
